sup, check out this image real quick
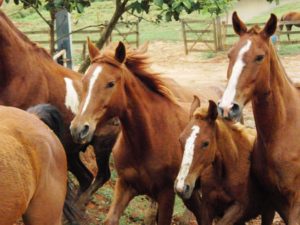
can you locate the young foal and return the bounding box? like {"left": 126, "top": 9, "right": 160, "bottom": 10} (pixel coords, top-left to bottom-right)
{"left": 70, "top": 41, "right": 203, "bottom": 224}
{"left": 0, "top": 106, "right": 67, "bottom": 225}
{"left": 218, "top": 12, "right": 300, "bottom": 224}
{"left": 175, "top": 98, "right": 274, "bottom": 225}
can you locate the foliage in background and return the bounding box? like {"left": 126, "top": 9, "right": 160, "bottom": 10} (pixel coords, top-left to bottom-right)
{"left": 5, "top": 0, "right": 92, "bottom": 54}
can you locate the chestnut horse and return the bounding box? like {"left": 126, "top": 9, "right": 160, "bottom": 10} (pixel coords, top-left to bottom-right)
{"left": 0, "top": 7, "right": 120, "bottom": 212}
{"left": 0, "top": 106, "right": 67, "bottom": 225}
{"left": 70, "top": 41, "right": 207, "bottom": 224}
{"left": 218, "top": 12, "right": 300, "bottom": 224}
{"left": 175, "top": 98, "right": 274, "bottom": 225}
{"left": 279, "top": 12, "right": 300, "bottom": 41}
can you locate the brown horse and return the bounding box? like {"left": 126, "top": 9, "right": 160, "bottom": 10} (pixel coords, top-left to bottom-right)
{"left": 70, "top": 41, "right": 206, "bottom": 224}
{"left": 279, "top": 12, "right": 300, "bottom": 41}
{"left": 175, "top": 98, "right": 274, "bottom": 225}
{"left": 0, "top": 106, "right": 67, "bottom": 225}
{"left": 218, "top": 12, "right": 300, "bottom": 225}
{"left": 0, "top": 6, "right": 119, "bottom": 212}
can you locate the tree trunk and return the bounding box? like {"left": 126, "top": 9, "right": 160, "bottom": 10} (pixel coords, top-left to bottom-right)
{"left": 49, "top": 10, "right": 56, "bottom": 56}
{"left": 78, "top": 0, "right": 128, "bottom": 73}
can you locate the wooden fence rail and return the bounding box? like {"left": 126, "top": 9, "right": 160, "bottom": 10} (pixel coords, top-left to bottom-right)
{"left": 23, "top": 21, "right": 139, "bottom": 59}
{"left": 182, "top": 19, "right": 300, "bottom": 54}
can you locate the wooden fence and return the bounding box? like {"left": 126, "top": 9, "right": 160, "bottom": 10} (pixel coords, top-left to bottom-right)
{"left": 23, "top": 21, "right": 139, "bottom": 59}
{"left": 182, "top": 19, "right": 300, "bottom": 54}
{"left": 222, "top": 20, "right": 300, "bottom": 50}
{"left": 181, "top": 19, "right": 217, "bottom": 54}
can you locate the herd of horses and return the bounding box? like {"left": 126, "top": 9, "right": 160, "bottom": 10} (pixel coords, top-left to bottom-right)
{"left": 1, "top": 0, "right": 300, "bottom": 223}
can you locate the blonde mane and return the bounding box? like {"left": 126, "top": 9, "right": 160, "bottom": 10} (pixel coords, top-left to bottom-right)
{"left": 97, "top": 43, "right": 177, "bottom": 103}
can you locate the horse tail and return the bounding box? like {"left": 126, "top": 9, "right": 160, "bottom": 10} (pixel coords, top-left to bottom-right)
{"left": 27, "top": 104, "right": 64, "bottom": 140}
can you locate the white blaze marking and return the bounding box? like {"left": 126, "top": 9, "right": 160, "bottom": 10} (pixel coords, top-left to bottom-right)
{"left": 219, "top": 40, "right": 252, "bottom": 108}
{"left": 81, "top": 66, "right": 102, "bottom": 114}
{"left": 176, "top": 125, "right": 200, "bottom": 191}
{"left": 64, "top": 78, "right": 80, "bottom": 114}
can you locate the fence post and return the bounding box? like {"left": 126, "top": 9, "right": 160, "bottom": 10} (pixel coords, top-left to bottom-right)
{"left": 56, "top": 9, "right": 73, "bottom": 69}
{"left": 181, "top": 20, "right": 188, "bottom": 55}
{"left": 215, "top": 15, "right": 223, "bottom": 51}
{"left": 213, "top": 19, "right": 218, "bottom": 51}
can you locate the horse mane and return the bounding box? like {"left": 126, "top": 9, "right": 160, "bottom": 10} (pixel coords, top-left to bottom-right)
{"left": 193, "top": 104, "right": 255, "bottom": 159}
{"left": 0, "top": 10, "right": 52, "bottom": 59}
{"left": 98, "top": 44, "right": 177, "bottom": 103}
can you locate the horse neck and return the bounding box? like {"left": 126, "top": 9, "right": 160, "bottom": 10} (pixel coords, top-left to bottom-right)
{"left": 214, "top": 121, "right": 252, "bottom": 173}
{"left": 252, "top": 44, "right": 298, "bottom": 142}
{"left": 215, "top": 121, "right": 239, "bottom": 164}
{"left": 119, "top": 71, "right": 184, "bottom": 151}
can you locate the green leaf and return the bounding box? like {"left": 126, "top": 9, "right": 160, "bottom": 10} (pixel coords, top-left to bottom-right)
{"left": 13, "top": 0, "right": 19, "bottom": 5}
{"left": 154, "top": 0, "right": 163, "bottom": 8}
{"left": 182, "top": 0, "right": 192, "bottom": 9}
{"left": 171, "top": 1, "right": 181, "bottom": 9}
{"left": 76, "top": 3, "right": 84, "bottom": 13}
{"left": 165, "top": 11, "right": 172, "bottom": 21}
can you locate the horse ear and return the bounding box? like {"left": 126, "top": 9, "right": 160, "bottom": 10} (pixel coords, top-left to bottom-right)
{"left": 115, "top": 42, "right": 126, "bottom": 63}
{"left": 207, "top": 100, "right": 218, "bottom": 122}
{"left": 232, "top": 11, "right": 247, "bottom": 36}
{"left": 190, "top": 96, "right": 201, "bottom": 119}
{"left": 261, "top": 14, "right": 277, "bottom": 39}
{"left": 87, "top": 37, "right": 100, "bottom": 61}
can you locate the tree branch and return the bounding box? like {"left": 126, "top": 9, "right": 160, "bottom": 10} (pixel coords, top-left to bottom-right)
{"left": 19, "top": 0, "right": 51, "bottom": 26}
{"left": 125, "top": 11, "right": 157, "bottom": 23}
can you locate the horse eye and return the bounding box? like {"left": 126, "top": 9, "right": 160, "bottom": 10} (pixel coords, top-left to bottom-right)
{"left": 201, "top": 141, "right": 209, "bottom": 149}
{"left": 106, "top": 81, "right": 115, "bottom": 88}
{"left": 255, "top": 55, "right": 264, "bottom": 62}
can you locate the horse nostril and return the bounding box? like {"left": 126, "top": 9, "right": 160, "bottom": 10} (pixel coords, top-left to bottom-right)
{"left": 232, "top": 103, "right": 240, "bottom": 113}
{"left": 184, "top": 184, "right": 190, "bottom": 194}
{"left": 80, "top": 124, "right": 90, "bottom": 139}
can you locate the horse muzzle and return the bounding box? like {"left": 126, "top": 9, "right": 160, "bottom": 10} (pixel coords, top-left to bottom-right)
{"left": 70, "top": 122, "right": 95, "bottom": 144}
{"left": 174, "top": 179, "right": 193, "bottom": 199}
{"left": 217, "top": 101, "right": 242, "bottom": 121}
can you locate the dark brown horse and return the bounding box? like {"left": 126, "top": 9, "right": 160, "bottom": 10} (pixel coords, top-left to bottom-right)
{"left": 0, "top": 6, "right": 119, "bottom": 213}
{"left": 218, "top": 12, "right": 300, "bottom": 225}
{"left": 279, "top": 12, "right": 300, "bottom": 41}
{"left": 70, "top": 41, "right": 207, "bottom": 224}
{"left": 0, "top": 106, "right": 67, "bottom": 225}
{"left": 175, "top": 98, "right": 274, "bottom": 225}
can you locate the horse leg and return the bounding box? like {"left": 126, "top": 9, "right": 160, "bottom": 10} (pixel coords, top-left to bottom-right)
{"left": 104, "top": 178, "right": 137, "bottom": 225}
{"left": 75, "top": 139, "right": 114, "bottom": 210}
{"left": 67, "top": 152, "right": 94, "bottom": 195}
{"left": 201, "top": 201, "right": 214, "bottom": 225}
{"left": 288, "top": 202, "right": 300, "bottom": 225}
{"left": 261, "top": 206, "right": 275, "bottom": 225}
{"left": 215, "top": 202, "right": 244, "bottom": 225}
{"left": 286, "top": 25, "right": 292, "bottom": 41}
{"left": 182, "top": 190, "right": 202, "bottom": 224}
{"left": 156, "top": 189, "right": 175, "bottom": 225}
